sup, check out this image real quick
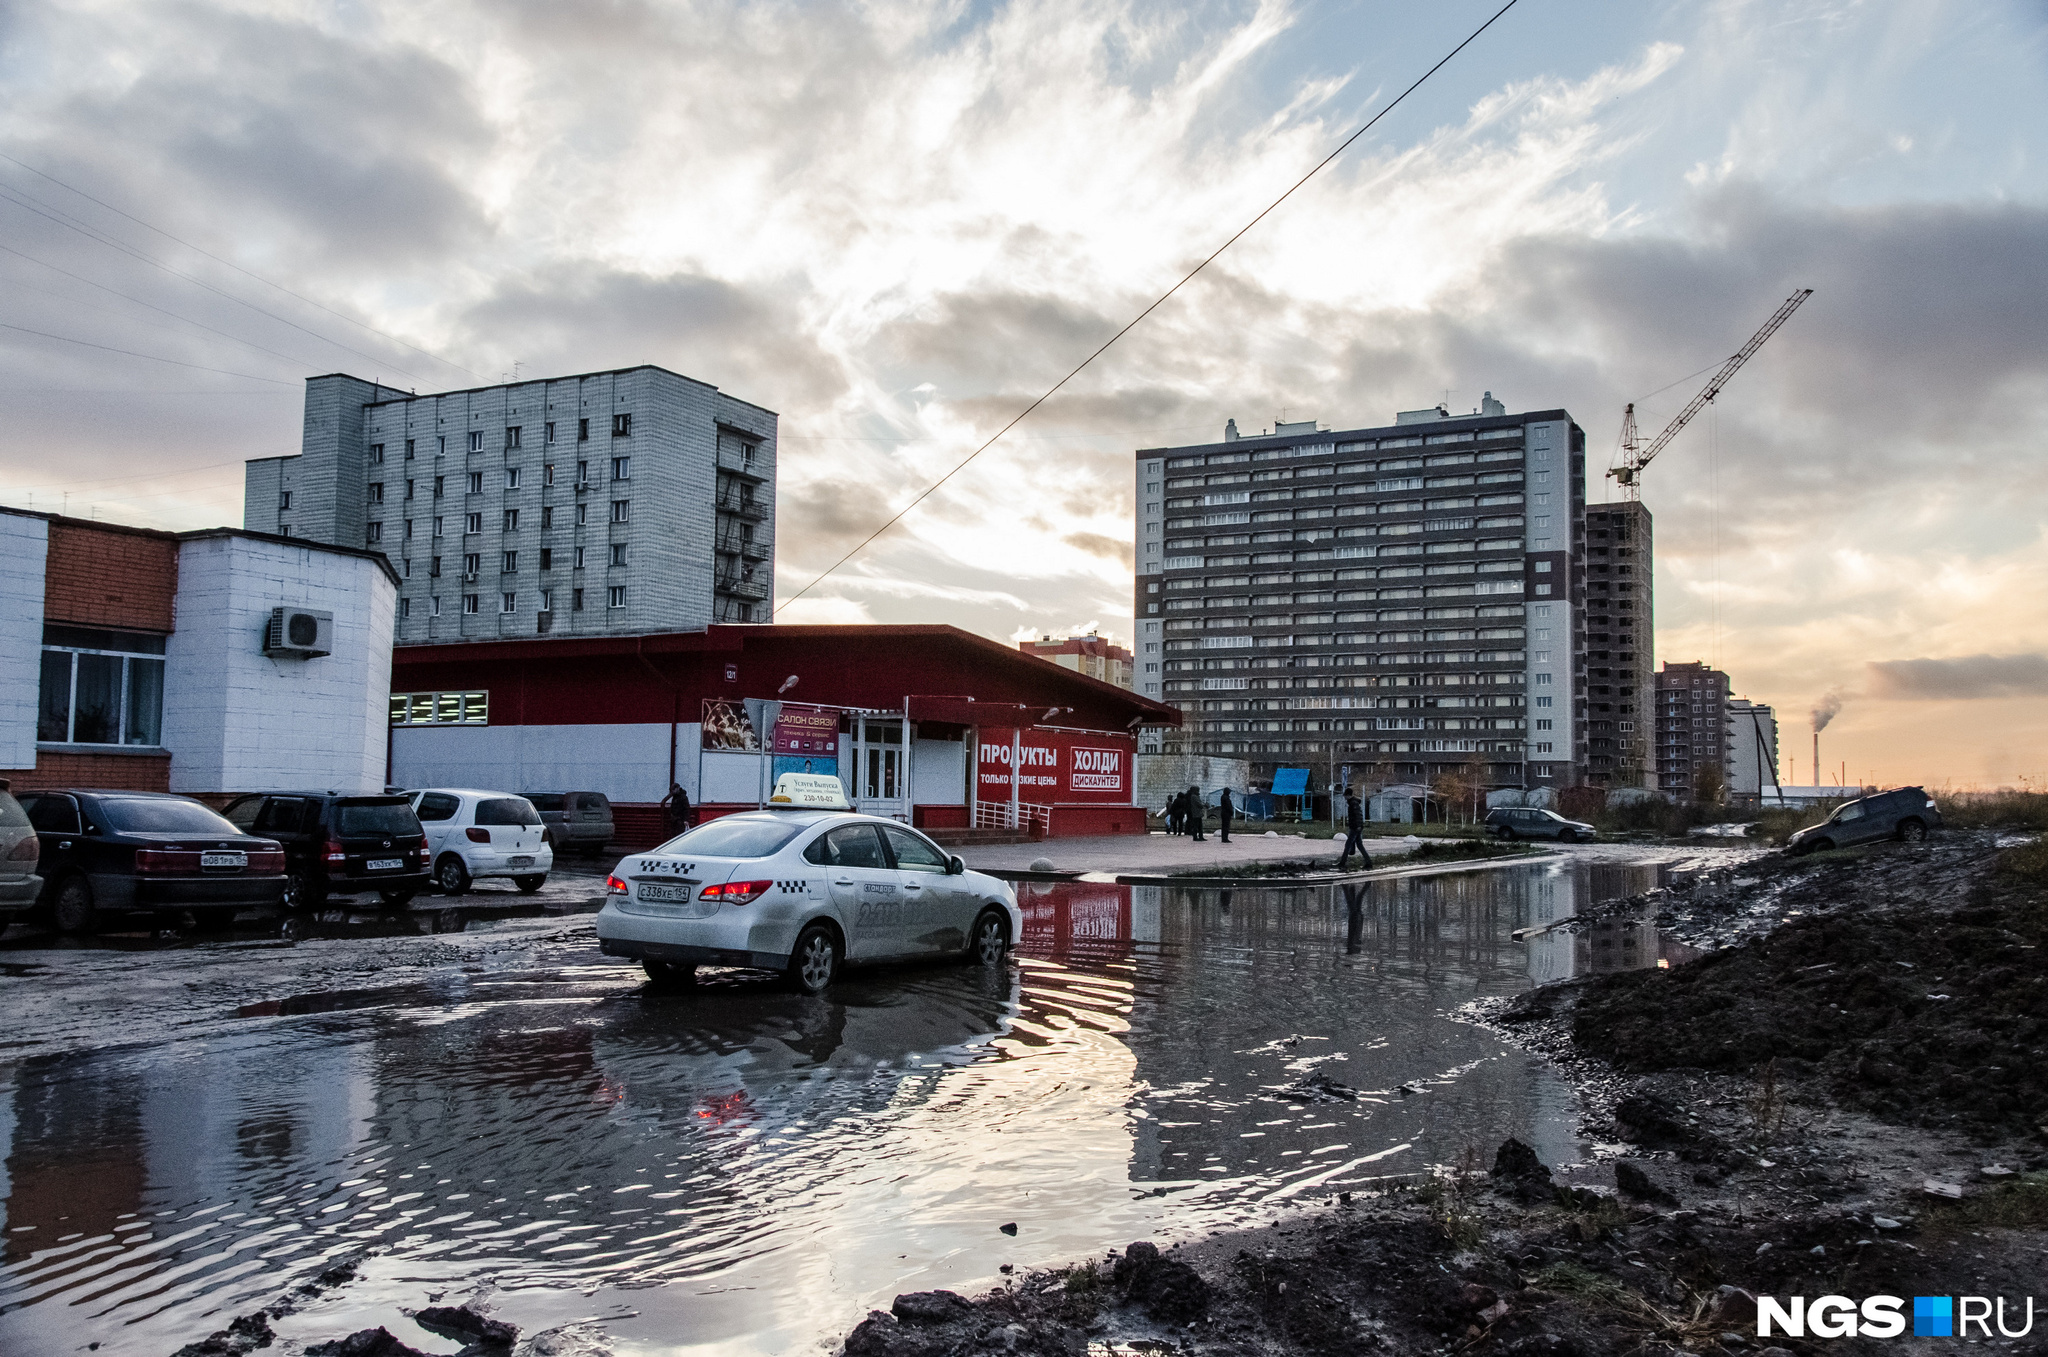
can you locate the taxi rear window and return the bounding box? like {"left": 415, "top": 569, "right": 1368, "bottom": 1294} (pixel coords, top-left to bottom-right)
{"left": 662, "top": 817, "right": 802, "bottom": 859}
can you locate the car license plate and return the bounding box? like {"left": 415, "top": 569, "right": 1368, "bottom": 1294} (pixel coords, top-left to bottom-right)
{"left": 638, "top": 882, "right": 690, "bottom": 904}
{"left": 510, "top": 855, "right": 535, "bottom": 868}
{"left": 367, "top": 858, "right": 404, "bottom": 872}
{"left": 201, "top": 852, "right": 247, "bottom": 869}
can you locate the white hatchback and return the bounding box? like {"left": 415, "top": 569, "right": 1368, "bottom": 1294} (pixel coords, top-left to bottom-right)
{"left": 407, "top": 788, "right": 555, "bottom": 894}
{"left": 596, "top": 810, "right": 1021, "bottom": 994}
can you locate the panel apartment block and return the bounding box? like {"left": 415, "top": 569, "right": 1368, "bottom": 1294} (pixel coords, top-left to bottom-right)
{"left": 1582, "top": 501, "right": 1654, "bottom": 788}
{"left": 1655, "top": 661, "right": 1730, "bottom": 798}
{"left": 1134, "top": 403, "right": 1587, "bottom": 791}
{"left": 244, "top": 365, "right": 777, "bottom": 644}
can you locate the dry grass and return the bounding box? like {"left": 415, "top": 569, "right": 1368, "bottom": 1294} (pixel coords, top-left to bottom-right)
{"left": 1934, "top": 790, "right": 2048, "bottom": 831}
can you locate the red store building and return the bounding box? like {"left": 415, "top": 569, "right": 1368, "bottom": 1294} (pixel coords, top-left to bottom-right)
{"left": 387, "top": 625, "right": 1180, "bottom": 845}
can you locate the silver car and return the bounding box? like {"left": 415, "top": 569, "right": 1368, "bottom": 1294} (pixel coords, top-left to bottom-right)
{"left": 0, "top": 783, "right": 40, "bottom": 912}
{"left": 597, "top": 810, "right": 1022, "bottom": 994}
{"left": 1485, "top": 806, "right": 1596, "bottom": 843}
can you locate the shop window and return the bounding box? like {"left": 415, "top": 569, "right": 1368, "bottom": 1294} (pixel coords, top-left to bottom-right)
{"left": 37, "top": 625, "right": 166, "bottom": 747}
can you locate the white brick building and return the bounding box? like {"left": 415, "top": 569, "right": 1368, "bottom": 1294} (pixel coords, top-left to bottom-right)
{"left": 244, "top": 365, "right": 777, "bottom": 643}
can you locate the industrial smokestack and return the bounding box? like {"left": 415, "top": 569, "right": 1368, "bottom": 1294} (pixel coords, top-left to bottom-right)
{"left": 1813, "top": 732, "right": 1820, "bottom": 790}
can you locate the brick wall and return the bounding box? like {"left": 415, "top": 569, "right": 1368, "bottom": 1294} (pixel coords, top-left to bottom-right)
{"left": 1, "top": 750, "right": 171, "bottom": 792}
{"left": 44, "top": 521, "right": 178, "bottom": 631}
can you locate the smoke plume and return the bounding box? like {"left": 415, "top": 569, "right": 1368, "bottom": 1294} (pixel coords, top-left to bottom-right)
{"left": 1811, "top": 690, "right": 1845, "bottom": 732}
{"left": 1865, "top": 653, "right": 2048, "bottom": 700}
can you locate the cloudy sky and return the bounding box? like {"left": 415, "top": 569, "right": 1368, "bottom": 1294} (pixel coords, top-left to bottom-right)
{"left": 2, "top": 0, "right": 2045, "bottom": 787}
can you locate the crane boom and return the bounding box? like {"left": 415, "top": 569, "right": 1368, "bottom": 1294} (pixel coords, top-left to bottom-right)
{"left": 1610, "top": 287, "right": 1812, "bottom": 498}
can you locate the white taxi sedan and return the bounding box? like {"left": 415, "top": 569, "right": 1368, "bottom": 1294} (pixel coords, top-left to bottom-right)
{"left": 596, "top": 809, "right": 1021, "bottom": 994}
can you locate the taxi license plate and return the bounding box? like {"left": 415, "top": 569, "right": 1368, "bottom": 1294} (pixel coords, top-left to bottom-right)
{"left": 367, "top": 858, "right": 405, "bottom": 872}
{"left": 510, "top": 855, "right": 535, "bottom": 868}
{"left": 201, "top": 852, "right": 247, "bottom": 869}
{"left": 638, "top": 882, "right": 690, "bottom": 904}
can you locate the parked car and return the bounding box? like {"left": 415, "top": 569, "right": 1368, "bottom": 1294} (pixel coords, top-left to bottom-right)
{"left": 406, "top": 789, "right": 553, "bottom": 894}
{"left": 524, "top": 791, "right": 614, "bottom": 855}
{"left": 16, "top": 789, "right": 286, "bottom": 934}
{"left": 221, "top": 792, "right": 431, "bottom": 910}
{"left": 1787, "top": 786, "right": 1941, "bottom": 855}
{"left": 596, "top": 808, "right": 1021, "bottom": 994}
{"left": 0, "top": 781, "right": 41, "bottom": 914}
{"left": 1484, "top": 806, "right": 1597, "bottom": 843}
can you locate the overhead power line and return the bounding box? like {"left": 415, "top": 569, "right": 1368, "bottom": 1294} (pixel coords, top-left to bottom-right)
{"left": 777, "top": 0, "right": 1523, "bottom": 615}
{"left": 0, "top": 321, "right": 300, "bottom": 384}
{"left": 0, "top": 152, "right": 481, "bottom": 381}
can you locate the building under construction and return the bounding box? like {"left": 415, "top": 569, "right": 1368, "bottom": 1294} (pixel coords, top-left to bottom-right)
{"left": 1582, "top": 502, "right": 1654, "bottom": 788}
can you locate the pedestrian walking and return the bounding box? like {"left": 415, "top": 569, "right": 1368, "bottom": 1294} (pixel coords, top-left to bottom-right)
{"left": 1337, "top": 789, "right": 1371, "bottom": 870}
{"left": 1218, "top": 787, "right": 1235, "bottom": 844}
{"left": 661, "top": 783, "right": 693, "bottom": 838}
{"left": 1186, "top": 785, "right": 1207, "bottom": 842}
{"left": 1164, "top": 792, "right": 1181, "bottom": 836}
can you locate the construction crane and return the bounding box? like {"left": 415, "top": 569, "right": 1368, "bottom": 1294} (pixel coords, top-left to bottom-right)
{"left": 1610, "top": 288, "right": 1813, "bottom": 499}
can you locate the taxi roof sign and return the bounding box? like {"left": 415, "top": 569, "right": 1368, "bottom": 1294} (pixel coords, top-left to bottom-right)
{"left": 768, "top": 771, "right": 851, "bottom": 810}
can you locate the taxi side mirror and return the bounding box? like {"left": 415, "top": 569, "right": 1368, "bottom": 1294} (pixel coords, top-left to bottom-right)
{"left": 945, "top": 855, "right": 965, "bottom": 875}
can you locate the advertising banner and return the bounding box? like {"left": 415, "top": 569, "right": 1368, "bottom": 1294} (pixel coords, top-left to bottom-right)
{"left": 771, "top": 704, "right": 841, "bottom": 784}
{"left": 701, "top": 699, "right": 761, "bottom": 751}
{"left": 976, "top": 728, "right": 1135, "bottom": 805}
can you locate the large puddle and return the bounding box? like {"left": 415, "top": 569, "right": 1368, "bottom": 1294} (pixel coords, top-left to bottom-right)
{"left": 0, "top": 857, "right": 1679, "bottom": 1355}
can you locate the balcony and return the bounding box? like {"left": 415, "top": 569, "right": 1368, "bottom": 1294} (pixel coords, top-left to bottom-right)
{"left": 715, "top": 572, "right": 771, "bottom": 601}
{"left": 715, "top": 493, "right": 768, "bottom": 521}
{"left": 716, "top": 532, "right": 771, "bottom": 560}
{"left": 717, "top": 447, "right": 767, "bottom": 480}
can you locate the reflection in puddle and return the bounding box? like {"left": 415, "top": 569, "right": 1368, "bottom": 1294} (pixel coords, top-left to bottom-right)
{"left": 0, "top": 857, "right": 1683, "bottom": 1356}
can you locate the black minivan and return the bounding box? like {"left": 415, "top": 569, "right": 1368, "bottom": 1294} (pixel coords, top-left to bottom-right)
{"left": 222, "top": 792, "right": 431, "bottom": 909}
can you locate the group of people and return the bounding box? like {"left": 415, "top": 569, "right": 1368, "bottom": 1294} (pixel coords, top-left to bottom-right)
{"left": 1162, "top": 785, "right": 1235, "bottom": 843}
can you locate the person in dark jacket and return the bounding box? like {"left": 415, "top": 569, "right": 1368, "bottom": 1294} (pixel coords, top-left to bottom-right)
{"left": 1164, "top": 792, "right": 1182, "bottom": 836}
{"left": 661, "top": 784, "right": 693, "bottom": 838}
{"left": 1338, "top": 789, "right": 1371, "bottom": 870}
{"left": 1218, "top": 788, "right": 1235, "bottom": 844}
{"left": 1186, "top": 785, "right": 1207, "bottom": 842}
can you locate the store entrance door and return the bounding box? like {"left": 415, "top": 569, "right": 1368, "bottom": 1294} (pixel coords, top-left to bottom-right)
{"left": 850, "top": 716, "right": 909, "bottom": 822}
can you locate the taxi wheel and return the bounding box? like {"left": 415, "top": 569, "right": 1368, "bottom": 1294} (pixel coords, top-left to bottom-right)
{"left": 787, "top": 924, "right": 841, "bottom": 995}
{"left": 643, "top": 960, "right": 696, "bottom": 989}
{"left": 967, "top": 910, "right": 1009, "bottom": 967}
{"left": 514, "top": 875, "right": 546, "bottom": 894}
{"left": 435, "top": 855, "right": 472, "bottom": 896}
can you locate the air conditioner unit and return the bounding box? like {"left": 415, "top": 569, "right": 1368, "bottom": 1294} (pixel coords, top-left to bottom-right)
{"left": 264, "top": 606, "right": 334, "bottom": 659}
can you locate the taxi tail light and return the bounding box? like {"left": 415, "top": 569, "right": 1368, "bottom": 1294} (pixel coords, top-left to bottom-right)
{"left": 702, "top": 879, "right": 772, "bottom": 905}
{"left": 605, "top": 874, "right": 629, "bottom": 896}
{"left": 6, "top": 836, "right": 35, "bottom": 862}
{"left": 324, "top": 839, "right": 347, "bottom": 863}
{"left": 464, "top": 827, "right": 492, "bottom": 844}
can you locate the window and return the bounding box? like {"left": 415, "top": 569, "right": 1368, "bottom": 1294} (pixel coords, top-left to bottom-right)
{"left": 433, "top": 515, "right": 445, "bottom": 538}
{"left": 434, "top": 475, "right": 445, "bottom": 498}
{"left": 388, "top": 692, "right": 489, "bottom": 727}
{"left": 501, "top": 592, "right": 517, "bottom": 613}
{"left": 609, "top": 543, "right": 627, "bottom": 566}
{"left": 399, "top": 597, "right": 411, "bottom": 619}
{"left": 1534, "top": 673, "right": 1553, "bottom": 684}
{"left": 404, "top": 479, "right": 415, "bottom": 501}
{"left": 540, "top": 506, "right": 553, "bottom": 530}
{"left": 1535, "top": 695, "right": 1553, "bottom": 708}
{"left": 505, "top": 467, "right": 521, "bottom": 490}
{"left": 503, "top": 508, "right": 519, "bottom": 531}
{"left": 883, "top": 826, "right": 949, "bottom": 872}
{"left": 610, "top": 500, "right": 630, "bottom": 523}
{"left": 612, "top": 413, "right": 632, "bottom": 437}
{"left": 543, "top": 463, "right": 555, "bottom": 487}
{"left": 467, "top": 471, "right": 483, "bottom": 494}
{"left": 572, "top": 587, "right": 585, "bottom": 611}
{"left": 574, "top": 545, "right": 586, "bottom": 569}
{"left": 366, "top": 522, "right": 383, "bottom": 544}
{"left": 436, "top": 435, "right": 446, "bottom": 456}
{"left": 37, "top": 626, "right": 167, "bottom": 747}
{"left": 464, "top": 552, "right": 481, "bottom": 575}
{"left": 1534, "top": 741, "right": 1554, "bottom": 753}
{"left": 502, "top": 550, "right": 517, "bottom": 572}
{"left": 430, "top": 556, "right": 442, "bottom": 577}
{"left": 577, "top": 418, "right": 590, "bottom": 441}
{"left": 369, "top": 444, "right": 385, "bottom": 464}
{"left": 401, "top": 557, "right": 411, "bottom": 576}
{"left": 403, "top": 519, "right": 413, "bottom": 539}
{"left": 607, "top": 585, "right": 626, "bottom": 608}
{"left": 468, "top": 431, "right": 484, "bottom": 452}
{"left": 278, "top": 490, "right": 291, "bottom": 511}
{"left": 545, "top": 422, "right": 556, "bottom": 444}
{"left": 575, "top": 503, "right": 588, "bottom": 526}
{"left": 1534, "top": 560, "right": 1552, "bottom": 573}
{"left": 368, "top": 482, "right": 384, "bottom": 505}
{"left": 431, "top": 595, "right": 441, "bottom": 615}
{"left": 576, "top": 460, "right": 589, "bottom": 486}
{"left": 505, "top": 426, "right": 521, "bottom": 450}
{"left": 612, "top": 456, "right": 630, "bottom": 480}
{"left": 463, "top": 594, "right": 480, "bottom": 614}
{"left": 1535, "top": 718, "right": 1553, "bottom": 730}
{"left": 539, "top": 548, "right": 553, "bottom": 572}
{"left": 465, "top": 512, "right": 483, "bottom": 534}
{"left": 405, "top": 438, "right": 415, "bottom": 459}
{"left": 539, "top": 589, "right": 553, "bottom": 612}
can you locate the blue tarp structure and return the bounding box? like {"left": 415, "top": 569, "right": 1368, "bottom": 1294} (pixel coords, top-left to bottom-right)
{"left": 1270, "top": 767, "right": 1310, "bottom": 796}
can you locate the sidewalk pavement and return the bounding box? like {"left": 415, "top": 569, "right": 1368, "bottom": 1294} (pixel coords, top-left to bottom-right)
{"left": 960, "top": 828, "right": 1422, "bottom": 876}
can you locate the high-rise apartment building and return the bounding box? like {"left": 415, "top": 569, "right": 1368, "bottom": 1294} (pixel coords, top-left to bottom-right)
{"left": 1655, "top": 661, "right": 1730, "bottom": 797}
{"left": 1726, "top": 697, "right": 1780, "bottom": 799}
{"left": 1133, "top": 398, "right": 1587, "bottom": 792}
{"left": 244, "top": 366, "right": 777, "bottom": 644}
{"left": 1019, "top": 633, "right": 1134, "bottom": 689}
{"left": 1582, "top": 502, "right": 1654, "bottom": 787}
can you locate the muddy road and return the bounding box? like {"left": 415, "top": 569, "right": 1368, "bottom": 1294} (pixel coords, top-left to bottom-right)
{"left": 0, "top": 848, "right": 1737, "bottom": 1356}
